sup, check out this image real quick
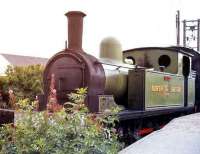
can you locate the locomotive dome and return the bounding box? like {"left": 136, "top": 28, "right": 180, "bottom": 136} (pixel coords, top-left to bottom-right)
{"left": 100, "top": 37, "right": 122, "bottom": 62}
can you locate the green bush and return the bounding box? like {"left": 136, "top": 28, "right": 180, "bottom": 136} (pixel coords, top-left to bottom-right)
{"left": 1, "top": 65, "right": 44, "bottom": 101}
{"left": 0, "top": 88, "right": 123, "bottom": 154}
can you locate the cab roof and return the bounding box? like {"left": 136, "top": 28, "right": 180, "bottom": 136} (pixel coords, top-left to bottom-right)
{"left": 123, "top": 46, "right": 200, "bottom": 57}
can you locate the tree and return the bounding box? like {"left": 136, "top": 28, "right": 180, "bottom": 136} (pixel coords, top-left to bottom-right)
{"left": 4, "top": 65, "right": 44, "bottom": 101}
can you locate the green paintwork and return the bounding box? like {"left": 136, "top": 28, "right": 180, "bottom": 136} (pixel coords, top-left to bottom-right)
{"left": 145, "top": 70, "right": 184, "bottom": 109}
{"left": 188, "top": 77, "right": 195, "bottom": 106}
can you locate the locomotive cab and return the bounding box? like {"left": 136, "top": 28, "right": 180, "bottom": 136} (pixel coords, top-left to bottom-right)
{"left": 123, "top": 47, "right": 195, "bottom": 110}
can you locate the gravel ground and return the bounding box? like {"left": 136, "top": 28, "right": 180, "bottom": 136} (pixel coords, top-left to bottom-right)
{"left": 119, "top": 113, "right": 200, "bottom": 154}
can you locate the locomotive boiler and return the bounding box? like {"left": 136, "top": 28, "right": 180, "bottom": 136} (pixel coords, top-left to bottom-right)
{"left": 42, "top": 11, "right": 200, "bottom": 141}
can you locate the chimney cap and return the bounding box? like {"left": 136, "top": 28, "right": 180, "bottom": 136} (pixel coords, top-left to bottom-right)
{"left": 65, "top": 11, "right": 86, "bottom": 17}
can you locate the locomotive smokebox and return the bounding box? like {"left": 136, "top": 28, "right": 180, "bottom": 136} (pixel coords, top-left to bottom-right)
{"left": 65, "top": 11, "right": 86, "bottom": 51}
{"left": 43, "top": 11, "right": 106, "bottom": 112}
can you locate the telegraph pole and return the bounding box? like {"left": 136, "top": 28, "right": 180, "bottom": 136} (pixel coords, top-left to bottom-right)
{"left": 176, "top": 10, "right": 180, "bottom": 46}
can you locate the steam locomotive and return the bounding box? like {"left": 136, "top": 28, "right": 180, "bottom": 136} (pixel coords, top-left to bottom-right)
{"left": 42, "top": 11, "right": 200, "bottom": 142}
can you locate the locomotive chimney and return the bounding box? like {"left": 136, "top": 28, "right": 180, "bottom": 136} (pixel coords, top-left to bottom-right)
{"left": 65, "top": 11, "right": 86, "bottom": 51}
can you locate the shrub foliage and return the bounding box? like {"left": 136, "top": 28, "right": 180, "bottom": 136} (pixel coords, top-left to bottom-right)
{"left": 0, "top": 65, "right": 44, "bottom": 102}
{"left": 0, "top": 88, "right": 123, "bottom": 154}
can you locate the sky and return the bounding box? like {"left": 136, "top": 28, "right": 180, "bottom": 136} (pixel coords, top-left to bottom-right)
{"left": 0, "top": 0, "right": 200, "bottom": 58}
